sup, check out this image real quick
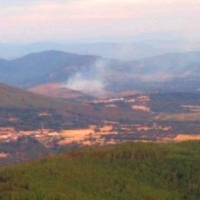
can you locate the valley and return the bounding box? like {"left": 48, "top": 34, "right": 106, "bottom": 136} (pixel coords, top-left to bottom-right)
{"left": 0, "top": 51, "right": 200, "bottom": 165}
{"left": 1, "top": 51, "right": 200, "bottom": 93}
{"left": 0, "top": 51, "right": 200, "bottom": 199}
{"left": 1, "top": 1, "right": 200, "bottom": 199}
{"left": 0, "top": 90, "right": 200, "bottom": 162}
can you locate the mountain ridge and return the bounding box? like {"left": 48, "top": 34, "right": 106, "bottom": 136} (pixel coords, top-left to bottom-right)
{"left": 0, "top": 50, "right": 200, "bottom": 92}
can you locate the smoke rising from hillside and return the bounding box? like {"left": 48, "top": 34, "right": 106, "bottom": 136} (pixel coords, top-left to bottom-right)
{"left": 65, "top": 59, "right": 109, "bottom": 97}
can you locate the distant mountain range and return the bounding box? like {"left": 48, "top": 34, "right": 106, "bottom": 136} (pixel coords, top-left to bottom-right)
{"left": 0, "top": 50, "right": 100, "bottom": 88}
{"left": 0, "top": 36, "right": 199, "bottom": 60}
{"left": 0, "top": 50, "right": 200, "bottom": 93}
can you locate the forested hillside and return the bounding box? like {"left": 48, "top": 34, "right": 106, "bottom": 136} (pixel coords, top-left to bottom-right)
{"left": 0, "top": 141, "right": 200, "bottom": 200}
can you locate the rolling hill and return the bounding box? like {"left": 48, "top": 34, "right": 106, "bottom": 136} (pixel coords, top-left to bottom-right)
{"left": 0, "top": 50, "right": 200, "bottom": 93}
{"left": 0, "top": 82, "right": 152, "bottom": 131}
{"left": 0, "top": 141, "right": 200, "bottom": 199}
{"left": 0, "top": 82, "right": 71, "bottom": 109}
{"left": 0, "top": 37, "right": 189, "bottom": 60}
{"left": 134, "top": 52, "right": 200, "bottom": 75}
{"left": 28, "top": 83, "right": 94, "bottom": 101}
{"left": 0, "top": 50, "right": 100, "bottom": 88}
{"left": 0, "top": 82, "right": 101, "bottom": 131}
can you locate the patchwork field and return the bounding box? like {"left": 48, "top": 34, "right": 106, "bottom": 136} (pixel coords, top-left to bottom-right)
{"left": 1, "top": 92, "right": 200, "bottom": 150}
{"left": 173, "top": 134, "right": 200, "bottom": 141}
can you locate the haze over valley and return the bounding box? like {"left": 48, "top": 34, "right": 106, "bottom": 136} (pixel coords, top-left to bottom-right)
{"left": 0, "top": 49, "right": 200, "bottom": 158}
{"left": 1, "top": 50, "right": 200, "bottom": 94}
{"left": 0, "top": 31, "right": 200, "bottom": 167}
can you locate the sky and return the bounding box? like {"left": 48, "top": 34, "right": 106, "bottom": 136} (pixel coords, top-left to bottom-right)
{"left": 0, "top": 0, "right": 200, "bottom": 43}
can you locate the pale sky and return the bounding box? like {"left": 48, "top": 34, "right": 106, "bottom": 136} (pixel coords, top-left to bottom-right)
{"left": 0, "top": 0, "right": 200, "bottom": 43}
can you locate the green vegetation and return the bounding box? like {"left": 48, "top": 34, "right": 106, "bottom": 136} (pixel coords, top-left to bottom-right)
{"left": 0, "top": 141, "right": 200, "bottom": 199}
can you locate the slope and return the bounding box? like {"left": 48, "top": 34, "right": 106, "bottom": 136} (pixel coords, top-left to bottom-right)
{"left": 0, "top": 82, "right": 101, "bottom": 130}
{"left": 0, "top": 50, "right": 100, "bottom": 87}
{"left": 1, "top": 50, "right": 200, "bottom": 92}
{"left": 0, "top": 141, "right": 199, "bottom": 200}
{"left": 28, "top": 83, "right": 94, "bottom": 101}
{"left": 0, "top": 82, "right": 70, "bottom": 109}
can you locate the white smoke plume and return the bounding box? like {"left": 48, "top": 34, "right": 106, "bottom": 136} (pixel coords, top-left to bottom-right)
{"left": 64, "top": 59, "right": 109, "bottom": 97}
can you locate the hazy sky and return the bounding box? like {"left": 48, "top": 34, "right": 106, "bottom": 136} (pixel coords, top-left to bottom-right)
{"left": 1, "top": 0, "right": 200, "bottom": 43}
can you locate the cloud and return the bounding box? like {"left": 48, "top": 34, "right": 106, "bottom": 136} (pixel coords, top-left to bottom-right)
{"left": 0, "top": 0, "right": 200, "bottom": 43}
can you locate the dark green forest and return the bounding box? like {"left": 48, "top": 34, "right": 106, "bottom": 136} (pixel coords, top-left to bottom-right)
{"left": 0, "top": 141, "right": 200, "bottom": 200}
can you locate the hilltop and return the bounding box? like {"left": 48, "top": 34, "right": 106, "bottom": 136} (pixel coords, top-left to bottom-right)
{"left": 0, "top": 82, "right": 67, "bottom": 109}
{"left": 0, "top": 141, "right": 200, "bottom": 199}
{"left": 28, "top": 83, "right": 94, "bottom": 102}
{"left": 0, "top": 50, "right": 100, "bottom": 88}
{"left": 0, "top": 50, "right": 200, "bottom": 92}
